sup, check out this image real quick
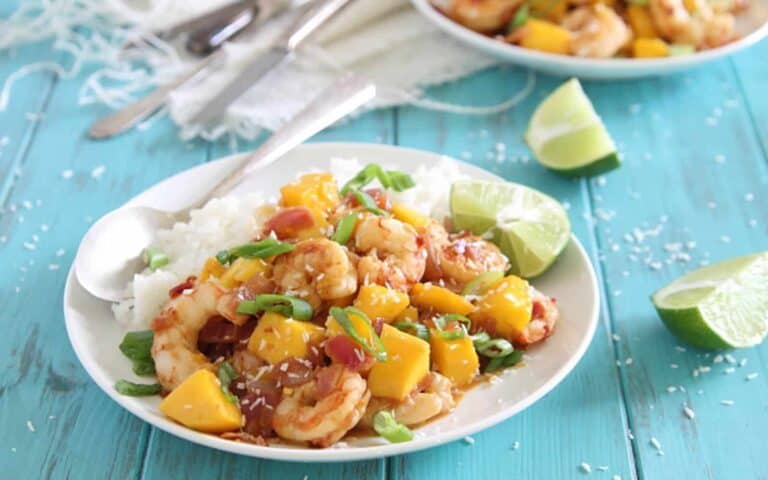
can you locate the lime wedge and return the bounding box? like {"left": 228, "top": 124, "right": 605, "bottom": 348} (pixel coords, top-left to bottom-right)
{"left": 651, "top": 252, "right": 768, "bottom": 349}
{"left": 450, "top": 180, "right": 570, "bottom": 278}
{"left": 525, "top": 78, "right": 619, "bottom": 177}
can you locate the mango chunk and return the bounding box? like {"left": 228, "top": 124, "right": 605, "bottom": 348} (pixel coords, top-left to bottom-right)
{"left": 247, "top": 312, "right": 325, "bottom": 364}
{"left": 368, "top": 325, "right": 430, "bottom": 400}
{"left": 280, "top": 173, "right": 341, "bottom": 222}
{"left": 394, "top": 306, "right": 419, "bottom": 323}
{"left": 517, "top": 19, "right": 571, "bottom": 55}
{"left": 430, "top": 332, "right": 479, "bottom": 387}
{"left": 531, "top": 0, "right": 567, "bottom": 22}
{"left": 410, "top": 283, "right": 474, "bottom": 316}
{"left": 219, "top": 257, "right": 271, "bottom": 289}
{"left": 626, "top": 5, "right": 658, "bottom": 38}
{"left": 391, "top": 204, "right": 430, "bottom": 230}
{"left": 159, "top": 369, "right": 242, "bottom": 433}
{"left": 472, "top": 275, "right": 532, "bottom": 338}
{"left": 325, "top": 311, "right": 378, "bottom": 348}
{"left": 632, "top": 38, "right": 669, "bottom": 58}
{"left": 199, "top": 257, "right": 226, "bottom": 283}
{"left": 353, "top": 285, "right": 410, "bottom": 322}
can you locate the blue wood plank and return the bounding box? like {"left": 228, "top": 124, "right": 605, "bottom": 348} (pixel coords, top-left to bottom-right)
{"left": 392, "top": 68, "right": 636, "bottom": 480}
{"left": 730, "top": 41, "right": 768, "bottom": 159}
{"left": 140, "top": 109, "right": 393, "bottom": 480}
{"left": 582, "top": 60, "right": 768, "bottom": 480}
{"left": 0, "top": 64, "right": 209, "bottom": 478}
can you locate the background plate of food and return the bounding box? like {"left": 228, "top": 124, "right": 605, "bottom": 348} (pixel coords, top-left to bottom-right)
{"left": 412, "top": 0, "right": 768, "bottom": 79}
{"left": 64, "top": 143, "right": 599, "bottom": 461}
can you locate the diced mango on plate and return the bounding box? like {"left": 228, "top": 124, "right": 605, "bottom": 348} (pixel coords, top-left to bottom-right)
{"left": 368, "top": 325, "right": 430, "bottom": 400}
{"left": 353, "top": 284, "right": 410, "bottom": 322}
{"left": 410, "top": 283, "right": 474, "bottom": 315}
{"left": 280, "top": 173, "right": 341, "bottom": 221}
{"left": 199, "top": 257, "right": 226, "bottom": 283}
{"left": 325, "top": 310, "right": 378, "bottom": 347}
{"left": 516, "top": 19, "right": 571, "bottom": 55}
{"left": 632, "top": 38, "right": 669, "bottom": 58}
{"left": 626, "top": 4, "right": 658, "bottom": 38}
{"left": 472, "top": 275, "right": 532, "bottom": 338}
{"left": 391, "top": 204, "right": 430, "bottom": 230}
{"left": 430, "top": 332, "right": 479, "bottom": 387}
{"left": 394, "top": 306, "right": 419, "bottom": 323}
{"left": 247, "top": 312, "right": 325, "bottom": 364}
{"left": 159, "top": 369, "right": 242, "bottom": 433}
{"left": 219, "top": 257, "right": 271, "bottom": 289}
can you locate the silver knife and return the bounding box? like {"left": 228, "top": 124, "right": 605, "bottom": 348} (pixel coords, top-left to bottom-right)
{"left": 188, "top": 0, "right": 355, "bottom": 126}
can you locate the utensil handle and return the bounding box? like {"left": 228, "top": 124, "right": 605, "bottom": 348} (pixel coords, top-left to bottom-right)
{"left": 205, "top": 74, "right": 375, "bottom": 200}
{"left": 278, "top": 0, "right": 353, "bottom": 50}
{"left": 185, "top": 5, "right": 256, "bottom": 56}
{"left": 88, "top": 53, "right": 221, "bottom": 139}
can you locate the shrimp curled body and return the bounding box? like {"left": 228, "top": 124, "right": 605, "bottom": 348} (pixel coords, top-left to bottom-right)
{"left": 360, "top": 372, "right": 456, "bottom": 428}
{"left": 273, "top": 366, "right": 370, "bottom": 447}
{"left": 562, "top": 4, "right": 631, "bottom": 58}
{"left": 649, "top": 0, "right": 734, "bottom": 48}
{"left": 151, "top": 281, "right": 243, "bottom": 391}
{"left": 515, "top": 288, "right": 560, "bottom": 346}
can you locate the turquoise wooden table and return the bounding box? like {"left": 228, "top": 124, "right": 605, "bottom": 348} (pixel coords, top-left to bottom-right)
{"left": 1, "top": 23, "right": 767, "bottom": 478}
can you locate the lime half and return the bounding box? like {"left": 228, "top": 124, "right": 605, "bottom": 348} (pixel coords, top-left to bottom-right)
{"left": 525, "top": 78, "right": 619, "bottom": 177}
{"left": 450, "top": 180, "right": 571, "bottom": 278}
{"left": 651, "top": 252, "right": 768, "bottom": 349}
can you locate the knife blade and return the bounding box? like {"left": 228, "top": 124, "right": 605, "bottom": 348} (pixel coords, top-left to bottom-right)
{"left": 187, "top": 0, "right": 355, "bottom": 126}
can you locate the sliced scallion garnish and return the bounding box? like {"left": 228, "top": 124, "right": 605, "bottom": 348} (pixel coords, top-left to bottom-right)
{"left": 508, "top": 3, "right": 529, "bottom": 31}
{"left": 237, "top": 294, "right": 313, "bottom": 321}
{"left": 217, "top": 361, "right": 238, "bottom": 404}
{"left": 475, "top": 338, "right": 514, "bottom": 358}
{"left": 373, "top": 410, "right": 413, "bottom": 443}
{"left": 340, "top": 164, "right": 415, "bottom": 195}
{"left": 434, "top": 313, "right": 471, "bottom": 340}
{"left": 119, "top": 330, "right": 155, "bottom": 376}
{"left": 461, "top": 271, "right": 504, "bottom": 297}
{"left": 331, "top": 213, "right": 358, "bottom": 244}
{"left": 144, "top": 247, "right": 169, "bottom": 271}
{"left": 392, "top": 321, "right": 430, "bottom": 342}
{"left": 349, "top": 189, "right": 389, "bottom": 216}
{"left": 114, "top": 380, "right": 161, "bottom": 396}
{"left": 330, "top": 306, "right": 387, "bottom": 361}
{"left": 216, "top": 238, "right": 295, "bottom": 265}
{"left": 485, "top": 350, "right": 524, "bottom": 373}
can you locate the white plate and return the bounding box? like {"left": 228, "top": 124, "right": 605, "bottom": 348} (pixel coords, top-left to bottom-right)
{"left": 411, "top": 0, "right": 768, "bottom": 79}
{"left": 64, "top": 143, "right": 599, "bottom": 462}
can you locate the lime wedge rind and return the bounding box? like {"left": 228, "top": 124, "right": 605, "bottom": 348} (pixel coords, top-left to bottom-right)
{"left": 652, "top": 252, "right": 768, "bottom": 349}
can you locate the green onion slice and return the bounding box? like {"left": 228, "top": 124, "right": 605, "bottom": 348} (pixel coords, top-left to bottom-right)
{"left": 392, "top": 321, "right": 430, "bottom": 342}
{"left": 461, "top": 271, "right": 504, "bottom": 297}
{"left": 237, "top": 294, "right": 313, "bottom": 321}
{"left": 434, "top": 313, "right": 471, "bottom": 339}
{"left": 485, "top": 350, "right": 524, "bottom": 373}
{"left": 509, "top": 3, "right": 529, "bottom": 31}
{"left": 476, "top": 338, "right": 514, "bottom": 358}
{"left": 330, "top": 307, "right": 387, "bottom": 362}
{"left": 217, "top": 361, "right": 239, "bottom": 404}
{"left": 216, "top": 238, "right": 295, "bottom": 265}
{"left": 349, "top": 189, "right": 389, "bottom": 216}
{"left": 340, "top": 164, "right": 415, "bottom": 195}
{"left": 373, "top": 411, "right": 414, "bottom": 443}
{"left": 331, "top": 213, "right": 358, "bottom": 244}
{"left": 144, "top": 247, "right": 169, "bottom": 271}
{"left": 119, "top": 330, "right": 156, "bottom": 376}
{"left": 470, "top": 331, "right": 491, "bottom": 347}
{"left": 114, "top": 380, "right": 161, "bottom": 396}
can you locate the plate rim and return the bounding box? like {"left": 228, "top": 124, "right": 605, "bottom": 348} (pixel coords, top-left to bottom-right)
{"left": 410, "top": 0, "right": 768, "bottom": 77}
{"left": 63, "top": 142, "right": 600, "bottom": 462}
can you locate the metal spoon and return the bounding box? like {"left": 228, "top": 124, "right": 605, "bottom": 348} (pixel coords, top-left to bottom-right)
{"left": 76, "top": 74, "right": 375, "bottom": 302}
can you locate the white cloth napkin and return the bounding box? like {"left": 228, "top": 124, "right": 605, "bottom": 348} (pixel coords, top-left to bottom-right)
{"left": 1, "top": 0, "right": 535, "bottom": 141}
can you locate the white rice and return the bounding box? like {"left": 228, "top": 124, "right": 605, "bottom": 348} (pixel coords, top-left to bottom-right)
{"left": 113, "top": 157, "right": 468, "bottom": 329}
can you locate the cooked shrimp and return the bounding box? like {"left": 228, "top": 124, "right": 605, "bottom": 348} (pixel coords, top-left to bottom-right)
{"left": 354, "top": 215, "right": 427, "bottom": 292}
{"left": 514, "top": 287, "right": 559, "bottom": 346}
{"left": 151, "top": 281, "right": 245, "bottom": 391}
{"left": 272, "top": 238, "right": 358, "bottom": 309}
{"left": 360, "top": 372, "right": 456, "bottom": 428}
{"left": 561, "top": 4, "right": 631, "bottom": 58}
{"left": 649, "top": 0, "right": 735, "bottom": 47}
{"left": 448, "top": 0, "right": 523, "bottom": 32}
{"left": 423, "top": 221, "right": 509, "bottom": 289}
{"left": 273, "top": 365, "right": 370, "bottom": 447}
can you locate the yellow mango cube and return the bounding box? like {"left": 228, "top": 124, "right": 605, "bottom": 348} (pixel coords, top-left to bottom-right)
{"left": 473, "top": 275, "right": 532, "bottom": 338}
{"left": 159, "top": 369, "right": 242, "bottom": 433}
{"left": 219, "top": 257, "right": 271, "bottom": 289}
{"left": 531, "top": 0, "right": 567, "bottom": 22}
{"left": 517, "top": 19, "right": 571, "bottom": 55}
{"left": 247, "top": 312, "right": 325, "bottom": 364}
{"left": 391, "top": 204, "right": 430, "bottom": 230}
{"left": 325, "top": 311, "right": 378, "bottom": 348}
{"left": 430, "top": 332, "right": 479, "bottom": 387}
{"left": 353, "top": 285, "right": 410, "bottom": 322}
{"left": 394, "top": 306, "right": 419, "bottom": 323}
{"left": 632, "top": 38, "right": 669, "bottom": 58}
{"left": 199, "top": 257, "right": 226, "bottom": 283}
{"left": 626, "top": 5, "right": 658, "bottom": 38}
{"left": 280, "top": 173, "right": 341, "bottom": 221}
{"left": 368, "top": 325, "right": 430, "bottom": 400}
{"left": 410, "top": 283, "right": 474, "bottom": 316}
